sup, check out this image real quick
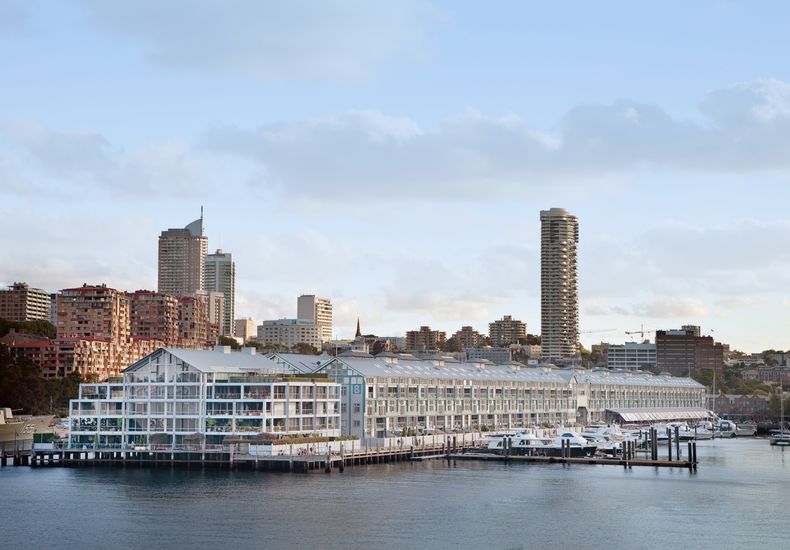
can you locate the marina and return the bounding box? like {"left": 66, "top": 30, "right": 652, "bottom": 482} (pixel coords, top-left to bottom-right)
{"left": 2, "top": 438, "right": 789, "bottom": 550}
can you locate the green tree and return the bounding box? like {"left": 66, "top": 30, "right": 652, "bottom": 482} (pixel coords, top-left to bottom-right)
{"left": 0, "top": 318, "right": 56, "bottom": 339}
{"left": 294, "top": 343, "right": 319, "bottom": 355}
{"left": 217, "top": 335, "right": 241, "bottom": 350}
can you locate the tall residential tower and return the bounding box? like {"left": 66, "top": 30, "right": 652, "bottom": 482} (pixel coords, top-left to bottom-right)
{"left": 540, "top": 208, "right": 579, "bottom": 362}
{"left": 205, "top": 249, "right": 235, "bottom": 336}
{"left": 158, "top": 212, "right": 208, "bottom": 296}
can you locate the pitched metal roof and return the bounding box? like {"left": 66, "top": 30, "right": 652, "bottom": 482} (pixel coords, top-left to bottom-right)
{"left": 605, "top": 408, "right": 712, "bottom": 422}
{"left": 326, "top": 357, "right": 570, "bottom": 383}
{"left": 557, "top": 369, "right": 704, "bottom": 389}
{"left": 125, "top": 348, "right": 293, "bottom": 375}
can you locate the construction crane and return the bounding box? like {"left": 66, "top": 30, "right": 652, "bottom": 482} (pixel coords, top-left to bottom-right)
{"left": 625, "top": 325, "right": 654, "bottom": 339}
{"left": 578, "top": 329, "right": 617, "bottom": 335}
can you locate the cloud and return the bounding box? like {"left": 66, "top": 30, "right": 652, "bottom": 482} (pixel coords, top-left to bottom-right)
{"left": 0, "top": 120, "right": 214, "bottom": 197}
{"left": 0, "top": 120, "right": 112, "bottom": 176}
{"left": 629, "top": 297, "right": 709, "bottom": 318}
{"left": 0, "top": 154, "right": 32, "bottom": 195}
{"left": 201, "top": 79, "right": 790, "bottom": 200}
{"left": 82, "top": 0, "right": 441, "bottom": 81}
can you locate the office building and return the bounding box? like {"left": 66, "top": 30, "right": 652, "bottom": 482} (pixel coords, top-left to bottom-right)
{"left": 158, "top": 213, "right": 208, "bottom": 296}
{"left": 604, "top": 342, "right": 657, "bottom": 370}
{"left": 0, "top": 282, "right": 51, "bottom": 322}
{"left": 297, "top": 295, "right": 332, "bottom": 343}
{"left": 258, "top": 319, "right": 323, "bottom": 349}
{"left": 656, "top": 327, "right": 725, "bottom": 376}
{"left": 205, "top": 249, "right": 235, "bottom": 336}
{"left": 488, "top": 315, "right": 527, "bottom": 346}
{"left": 465, "top": 347, "right": 512, "bottom": 364}
{"left": 234, "top": 318, "right": 257, "bottom": 342}
{"left": 540, "top": 208, "right": 579, "bottom": 361}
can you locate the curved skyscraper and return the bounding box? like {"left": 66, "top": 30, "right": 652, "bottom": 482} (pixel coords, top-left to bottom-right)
{"left": 540, "top": 208, "right": 579, "bottom": 362}
{"left": 158, "top": 213, "right": 208, "bottom": 296}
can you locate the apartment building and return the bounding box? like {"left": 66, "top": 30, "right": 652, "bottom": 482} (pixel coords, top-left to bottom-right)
{"left": 488, "top": 315, "right": 527, "bottom": 346}
{"left": 405, "top": 326, "right": 447, "bottom": 351}
{"left": 0, "top": 282, "right": 50, "bottom": 322}
{"left": 67, "top": 347, "right": 341, "bottom": 449}
{"left": 205, "top": 249, "right": 235, "bottom": 336}
{"left": 540, "top": 208, "right": 579, "bottom": 361}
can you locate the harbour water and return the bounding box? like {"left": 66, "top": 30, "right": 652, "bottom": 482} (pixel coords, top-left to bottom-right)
{"left": 2, "top": 438, "right": 789, "bottom": 549}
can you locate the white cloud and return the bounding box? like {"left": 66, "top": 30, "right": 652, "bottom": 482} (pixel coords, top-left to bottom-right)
{"left": 0, "top": 120, "right": 216, "bottom": 197}
{"left": 201, "top": 79, "right": 790, "bottom": 200}
{"left": 630, "top": 297, "right": 709, "bottom": 319}
{"left": 82, "top": 0, "right": 442, "bottom": 82}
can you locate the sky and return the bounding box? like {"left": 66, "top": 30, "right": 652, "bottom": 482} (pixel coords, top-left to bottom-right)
{"left": 2, "top": 1, "right": 790, "bottom": 353}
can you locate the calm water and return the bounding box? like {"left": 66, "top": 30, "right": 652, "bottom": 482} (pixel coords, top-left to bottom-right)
{"left": 2, "top": 439, "right": 789, "bottom": 549}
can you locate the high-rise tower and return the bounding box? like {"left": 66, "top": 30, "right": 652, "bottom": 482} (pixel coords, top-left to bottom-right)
{"left": 540, "top": 207, "right": 579, "bottom": 362}
{"left": 205, "top": 249, "right": 235, "bottom": 336}
{"left": 297, "top": 294, "right": 333, "bottom": 343}
{"left": 158, "top": 211, "right": 208, "bottom": 296}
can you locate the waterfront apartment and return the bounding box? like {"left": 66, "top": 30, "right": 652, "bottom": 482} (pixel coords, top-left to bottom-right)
{"left": 68, "top": 347, "right": 341, "bottom": 449}
{"left": 270, "top": 353, "right": 706, "bottom": 439}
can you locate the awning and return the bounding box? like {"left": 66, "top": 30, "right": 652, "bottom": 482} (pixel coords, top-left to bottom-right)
{"left": 605, "top": 408, "right": 712, "bottom": 423}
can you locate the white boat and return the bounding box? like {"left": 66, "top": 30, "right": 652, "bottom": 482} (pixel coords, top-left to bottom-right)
{"left": 482, "top": 431, "right": 598, "bottom": 457}
{"left": 735, "top": 422, "right": 757, "bottom": 437}
{"left": 511, "top": 431, "right": 598, "bottom": 457}
{"left": 0, "top": 408, "right": 35, "bottom": 454}
{"left": 713, "top": 420, "right": 738, "bottom": 438}
{"left": 769, "top": 384, "right": 789, "bottom": 446}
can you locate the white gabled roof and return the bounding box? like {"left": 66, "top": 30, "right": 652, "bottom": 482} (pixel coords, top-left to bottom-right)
{"left": 325, "top": 357, "right": 570, "bottom": 384}
{"left": 556, "top": 369, "right": 705, "bottom": 389}
{"left": 125, "top": 348, "right": 295, "bottom": 375}
{"left": 266, "top": 352, "right": 335, "bottom": 373}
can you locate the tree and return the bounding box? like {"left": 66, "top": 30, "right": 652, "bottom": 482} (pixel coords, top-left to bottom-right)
{"left": 294, "top": 343, "right": 319, "bottom": 355}
{"left": 0, "top": 343, "right": 82, "bottom": 415}
{"left": 217, "top": 335, "right": 241, "bottom": 350}
{"left": 0, "top": 318, "right": 56, "bottom": 339}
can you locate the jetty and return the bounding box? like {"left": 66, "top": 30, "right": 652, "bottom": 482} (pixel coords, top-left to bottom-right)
{"left": 22, "top": 431, "right": 699, "bottom": 472}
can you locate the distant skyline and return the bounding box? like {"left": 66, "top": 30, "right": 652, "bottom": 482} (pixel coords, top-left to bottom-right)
{"left": 3, "top": 2, "right": 790, "bottom": 352}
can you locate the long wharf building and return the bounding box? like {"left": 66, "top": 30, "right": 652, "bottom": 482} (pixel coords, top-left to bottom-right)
{"left": 67, "top": 348, "right": 705, "bottom": 448}
{"left": 273, "top": 353, "right": 706, "bottom": 439}
{"left": 540, "top": 207, "right": 579, "bottom": 362}
{"left": 68, "top": 347, "right": 341, "bottom": 449}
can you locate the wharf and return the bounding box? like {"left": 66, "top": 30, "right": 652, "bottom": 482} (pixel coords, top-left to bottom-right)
{"left": 25, "top": 440, "right": 466, "bottom": 473}
{"left": 447, "top": 452, "right": 696, "bottom": 469}
{"left": 1, "top": 448, "right": 32, "bottom": 467}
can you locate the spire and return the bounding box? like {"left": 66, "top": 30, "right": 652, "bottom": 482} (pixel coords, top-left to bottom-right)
{"left": 355, "top": 317, "right": 362, "bottom": 339}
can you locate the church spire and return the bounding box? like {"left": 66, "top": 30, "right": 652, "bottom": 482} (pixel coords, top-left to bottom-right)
{"left": 355, "top": 317, "right": 362, "bottom": 339}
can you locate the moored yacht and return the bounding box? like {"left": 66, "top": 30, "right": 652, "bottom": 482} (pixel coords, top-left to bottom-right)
{"left": 0, "top": 408, "right": 35, "bottom": 453}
